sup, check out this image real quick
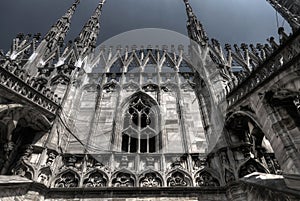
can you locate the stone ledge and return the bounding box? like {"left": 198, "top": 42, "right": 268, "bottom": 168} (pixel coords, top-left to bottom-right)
{"left": 0, "top": 175, "right": 32, "bottom": 184}
{"left": 240, "top": 172, "right": 300, "bottom": 198}
{"left": 2, "top": 174, "right": 299, "bottom": 200}
{"left": 283, "top": 173, "right": 300, "bottom": 191}
{"left": 46, "top": 186, "right": 227, "bottom": 199}
{"left": 0, "top": 176, "right": 227, "bottom": 199}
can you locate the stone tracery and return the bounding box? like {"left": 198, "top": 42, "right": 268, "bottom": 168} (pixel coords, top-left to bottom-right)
{"left": 111, "top": 171, "right": 135, "bottom": 187}
{"left": 54, "top": 171, "right": 79, "bottom": 188}
{"left": 83, "top": 171, "right": 108, "bottom": 187}
{"left": 139, "top": 172, "right": 163, "bottom": 187}
{"left": 167, "top": 170, "right": 192, "bottom": 187}
{"left": 195, "top": 171, "right": 220, "bottom": 187}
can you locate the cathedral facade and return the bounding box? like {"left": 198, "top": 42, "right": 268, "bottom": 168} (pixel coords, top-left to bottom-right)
{"left": 0, "top": 0, "right": 300, "bottom": 200}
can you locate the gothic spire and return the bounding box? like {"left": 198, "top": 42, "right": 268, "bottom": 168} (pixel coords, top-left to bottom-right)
{"left": 44, "top": 0, "right": 80, "bottom": 51}
{"left": 24, "top": 0, "right": 80, "bottom": 71}
{"left": 183, "top": 0, "right": 208, "bottom": 46}
{"left": 75, "top": 0, "right": 106, "bottom": 59}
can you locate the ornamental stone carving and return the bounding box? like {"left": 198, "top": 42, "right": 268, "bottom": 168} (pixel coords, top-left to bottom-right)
{"left": 103, "top": 80, "right": 119, "bottom": 93}
{"left": 220, "top": 151, "right": 229, "bottom": 165}
{"left": 13, "top": 163, "right": 34, "bottom": 180}
{"left": 225, "top": 169, "right": 235, "bottom": 183}
{"left": 38, "top": 167, "right": 52, "bottom": 185}
{"left": 20, "top": 145, "right": 34, "bottom": 161}
{"left": 192, "top": 157, "right": 207, "bottom": 171}
{"left": 83, "top": 171, "right": 107, "bottom": 187}
{"left": 112, "top": 172, "right": 135, "bottom": 187}
{"left": 63, "top": 155, "right": 82, "bottom": 170}
{"left": 195, "top": 171, "right": 220, "bottom": 187}
{"left": 294, "top": 95, "right": 300, "bottom": 112}
{"left": 139, "top": 172, "right": 162, "bottom": 187}
{"left": 38, "top": 172, "right": 49, "bottom": 185}
{"left": 54, "top": 171, "right": 79, "bottom": 188}
{"left": 45, "top": 151, "right": 57, "bottom": 166}
{"left": 4, "top": 142, "right": 15, "bottom": 158}
{"left": 167, "top": 171, "right": 191, "bottom": 187}
{"left": 240, "top": 164, "right": 257, "bottom": 178}
{"left": 142, "top": 83, "right": 158, "bottom": 92}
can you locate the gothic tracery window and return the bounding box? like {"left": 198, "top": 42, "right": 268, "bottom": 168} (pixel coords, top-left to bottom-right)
{"left": 121, "top": 94, "right": 159, "bottom": 153}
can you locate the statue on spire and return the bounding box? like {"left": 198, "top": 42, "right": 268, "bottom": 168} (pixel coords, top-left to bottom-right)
{"left": 183, "top": 0, "right": 208, "bottom": 46}
{"left": 74, "top": 0, "right": 106, "bottom": 60}
{"left": 44, "top": 0, "right": 80, "bottom": 44}
{"left": 23, "top": 0, "right": 81, "bottom": 73}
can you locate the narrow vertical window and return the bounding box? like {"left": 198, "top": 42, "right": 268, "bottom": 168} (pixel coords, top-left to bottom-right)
{"left": 121, "top": 94, "right": 159, "bottom": 153}
{"left": 121, "top": 134, "right": 129, "bottom": 152}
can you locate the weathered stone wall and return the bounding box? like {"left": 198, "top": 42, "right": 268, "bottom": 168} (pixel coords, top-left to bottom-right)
{"left": 64, "top": 67, "right": 208, "bottom": 155}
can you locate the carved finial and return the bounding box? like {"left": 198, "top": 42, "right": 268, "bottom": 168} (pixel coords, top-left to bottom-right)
{"left": 22, "top": 0, "right": 81, "bottom": 72}
{"left": 75, "top": 0, "right": 106, "bottom": 58}
{"left": 183, "top": 0, "right": 208, "bottom": 46}
{"left": 224, "top": 44, "right": 231, "bottom": 53}
{"left": 278, "top": 27, "right": 289, "bottom": 44}
{"left": 44, "top": 0, "right": 81, "bottom": 41}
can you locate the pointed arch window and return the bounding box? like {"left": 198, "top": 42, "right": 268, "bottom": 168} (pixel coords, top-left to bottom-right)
{"left": 121, "top": 94, "right": 160, "bottom": 153}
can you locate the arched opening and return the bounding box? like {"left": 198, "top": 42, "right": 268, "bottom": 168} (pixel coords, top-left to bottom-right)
{"left": 53, "top": 170, "right": 80, "bottom": 188}
{"left": 83, "top": 170, "right": 108, "bottom": 187}
{"left": 139, "top": 171, "right": 163, "bottom": 187}
{"left": 0, "top": 106, "right": 51, "bottom": 176}
{"left": 38, "top": 167, "right": 52, "bottom": 186}
{"left": 195, "top": 170, "right": 220, "bottom": 187}
{"left": 0, "top": 118, "right": 42, "bottom": 175}
{"left": 111, "top": 171, "right": 135, "bottom": 187}
{"left": 121, "top": 93, "right": 160, "bottom": 153}
{"left": 226, "top": 113, "right": 281, "bottom": 175}
{"left": 166, "top": 170, "right": 192, "bottom": 187}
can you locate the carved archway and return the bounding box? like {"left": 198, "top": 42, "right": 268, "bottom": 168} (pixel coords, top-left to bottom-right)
{"left": 83, "top": 169, "right": 108, "bottom": 187}
{"left": 53, "top": 170, "right": 80, "bottom": 188}
{"left": 12, "top": 159, "right": 35, "bottom": 180}
{"left": 250, "top": 68, "right": 300, "bottom": 173}
{"left": 194, "top": 169, "right": 220, "bottom": 187}
{"left": 115, "top": 91, "right": 162, "bottom": 153}
{"left": 166, "top": 169, "right": 192, "bottom": 187}
{"left": 0, "top": 105, "right": 51, "bottom": 175}
{"left": 38, "top": 166, "right": 52, "bottom": 186}
{"left": 139, "top": 170, "right": 163, "bottom": 187}
{"left": 111, "top": 170, "right": 136, "bottom": 187}
{"left": 225, "top": 112, "right": 281, "bottom": 175}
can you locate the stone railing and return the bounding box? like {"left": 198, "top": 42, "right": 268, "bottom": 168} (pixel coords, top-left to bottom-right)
{"left": 0, "top": 63, "right": 60, "bottom": 119}
{"left": 13, "top": 149, "right": 282, "bottom": 189}
{"left": 220, "top": 29, "right": 300, "bottom": 108}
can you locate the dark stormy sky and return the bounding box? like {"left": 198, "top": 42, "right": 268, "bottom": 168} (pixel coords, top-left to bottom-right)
{"left": 0, "top": 0, "right": 291, "bottom": 52}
